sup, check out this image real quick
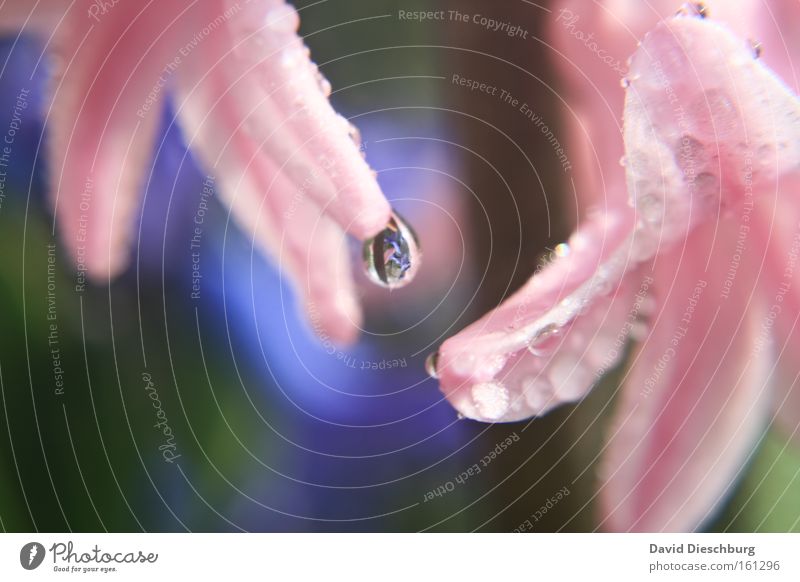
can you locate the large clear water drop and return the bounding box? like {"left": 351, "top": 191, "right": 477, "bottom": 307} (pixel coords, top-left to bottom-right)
{"left": 363, "top": 211, "right": 421, "bottom": 289}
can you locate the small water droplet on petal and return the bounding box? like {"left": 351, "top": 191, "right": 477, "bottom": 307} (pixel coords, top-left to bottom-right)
{"left": 363, "top": 211, "right": 421, "bottom": 289}
{"left": 676, "top": 2, "right": 707, "bottom": 18}
{"left": 569, "top": 229, "right": 592, "bottom": 251}
{"left": 471, "top": 381, "right": 510, "bottom": 420}
{"left": 692, "top": 172, "right": 722, "bottom": 211}
{"left": 548, "top": 355, "right": 593, "bottom": 400}
{"left": 478, "top": 353, "right": 508, "bottom": 377}
{"left": 450, "top": 352, "right": 477, "bottom": 376}
{"left": 553, "top": 242, "right": 571, "bottom": 258}
{"left": 749, "top": 39, "right": 763, "bottom": 59}
{"left": 620, "top": 77, "right": 630, "bottom": 89}
{"left": 348, "top": 123, "right": 362, "bottom": 147}
{"left": 336, "top": 115, "right": 362, "bottom": 145}
{"left": 636, "top": 192, "right": 665, "bottom": 226}
{"left": 592, "top": 265, "right": 615, "bottom": 295}
{"left": 527, "top": 323, "right": 561, "bottom": 356}
{"left": 425, "top": 352, "right": 440, "bottom": 379}
{"left": 522, "top": 377, "right": 553, "bottom": 413}
{"left": 281, "top": 46, "right": 305, "bottom": 69}
{"left": 312, "top": 65, "right": 332, "bottom": 97}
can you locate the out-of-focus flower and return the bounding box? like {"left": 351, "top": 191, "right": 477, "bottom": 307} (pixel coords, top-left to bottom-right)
{"left": 435, "top": 2, "right": 800, "bottom": 531}
{"left": 1, "top": 0, "right": 390, "bottom": 343}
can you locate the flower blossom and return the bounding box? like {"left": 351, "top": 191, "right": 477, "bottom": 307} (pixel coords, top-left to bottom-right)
{"left": 1, "top": 0, "right": 391, "bottom": 343}
{"left": 435, "top": 1, "right": 800, "bottom": 531}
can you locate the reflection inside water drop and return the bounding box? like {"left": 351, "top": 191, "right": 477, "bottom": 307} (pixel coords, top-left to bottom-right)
{"left": 363, "top": 211, "right": 421, "bottom": 289}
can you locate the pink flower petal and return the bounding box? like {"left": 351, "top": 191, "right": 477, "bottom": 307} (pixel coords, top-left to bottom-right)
{"left": 626, "top": 12, "right": 800, "bottom": 456}
{"left": 23, "top": 0, "right": 388, "bottom": 295}
{"left": 173, "top": 1, "right": 368, "bottom": 343}
{"left": 184, "top": 104, "right": 362, "bottom": 344}
{"left": 439, "top": 14, "right": 800, "bottom": 425}
{"left": 437, "top": 210, "right": 642, "bottom": 422}
{"left": 749, "top": 0, "right": 800, "bottom": 448}
{"left": 753, "top": 0, "right": 800, "bottom": 92}
{"left": 549, "top": 0, "right": 760, "bottom": 212}
{"left": 623, "top": 16, "right": 800, "bottom": 242}
{"left": 47, "top": 2, "right": 186, "bottom": 279}
{"left": 194, "top": 0, "right": 391, "bottom": 239}
{"left": 596, "top": 10, "right": 800, "bottom": 532}
{"left": 598, "top": 226, "right": 772, "bottom": 532}
{"left": 753, "top": 180, "right": 800, "bottom": 446}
